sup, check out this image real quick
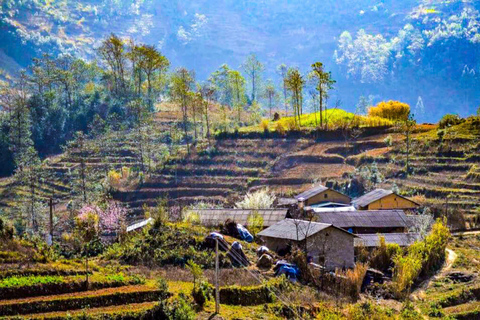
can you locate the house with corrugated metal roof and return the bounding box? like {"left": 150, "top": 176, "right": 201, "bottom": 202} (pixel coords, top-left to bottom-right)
{"left": 257, "top": 219, "right": 356, "bottom": 270}
{"left": 352, "top": 189, "right": 419, "bottom": 211}
{"left": 186, "top": 208, "right": 288, "bottom": 228}
{"left": 354, "top": 233, "right": 420, "bottom": 248}
{"left": 294, "top": 185, "right": 351, "bottom": 206}
{"left": 313, "top": 210, "right": 409, "bottom": 234}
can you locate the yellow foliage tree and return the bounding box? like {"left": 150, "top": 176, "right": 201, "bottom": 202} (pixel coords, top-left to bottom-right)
{"left": 368, "top": 101, "right": 410, "bottom": 122}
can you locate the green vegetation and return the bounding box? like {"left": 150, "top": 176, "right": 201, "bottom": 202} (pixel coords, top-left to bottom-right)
{"left": 0, "top": 275, "right": 63, "bottom": 289}
{"left": 392, "top": 220, "right": 450, "bottom": 298}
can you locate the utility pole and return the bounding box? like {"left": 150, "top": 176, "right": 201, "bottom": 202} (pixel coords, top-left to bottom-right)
{"left": 215, "top": 238, "right": 220, "bottom": 314}
{"left": 48, "top": 197, "right": 54, "bottom": 245}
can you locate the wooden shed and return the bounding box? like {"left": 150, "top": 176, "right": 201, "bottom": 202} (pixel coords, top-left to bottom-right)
{"left": 314, "top": 210, "right": 409, "bottom": 234}
{"left": 295, "top": 185, "right": 351, "bottom": 206}
{"left": 257, "top": 219, "right": 356, "bottom": 270}
{"left": 352, "top": 189, "right": 419, "bottom": 210}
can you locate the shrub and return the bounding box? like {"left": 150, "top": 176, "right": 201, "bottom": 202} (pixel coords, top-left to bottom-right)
{"left": 260, "top": 119, "right": 269, "bottom": 132}
{"left": 369, "top": 237, "right": 402, "bottom": 273}
{"left": 185, "top": 260, "right": 203, "bottom": 291}
{"left": 235, "top": 188, "right": 276, "bottom": 209}
{"left": 439, "top": 114, "right": 463, "bottom": 129}
{"left": 183, "top": 211, "right": 200, "bottom": 225}
{"left": 156, "top": 277, "right": 170, "bottom": 300}
{"left": 191, "top": 280, "right": 212, "bottom": 308}
{"left": 346, "top": 301, "right": 394, "bottom": 320}
{"left": 107, "top": 170, "right": 121, "bottom": 188}
{"left": 121, "top": 167, "right": 130, "bottom": 179}
{"left": 383, "top": 135, "right": 393, "bottom": 146}
{"left": 336, "top": 263, "right": 368, "bottom": 299}
{"left": 0, "top": 217, "right": 14, "bottom": 240}
{"left": 274, "top": 121, "right": 286, "bottom": 135}
{"left": 392, "top": 220, "right": 450, "bottom": 299}
{"left": 247, "top": 211, "right": 264, "bottom": 237}
{"left": 368, "top": 101, "right": 410, "bottom": 122}
{"left": 159, "top": 294, "right": 196, "bottom": 320}
{"left": 219, "top": 277, "right": 289, "bottom": 306}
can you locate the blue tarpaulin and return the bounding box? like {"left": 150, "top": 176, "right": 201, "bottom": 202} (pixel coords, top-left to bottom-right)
{"left": 237, "top": 224, "right": 253, "bottom": 242}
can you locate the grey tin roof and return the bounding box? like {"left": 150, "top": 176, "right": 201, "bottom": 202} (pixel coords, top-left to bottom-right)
{"left": 188, "top": 209, "right": 288, "bottom": 227}
{"left": 257, "top": 218, "right": 356, "bottom": 241}
{"left": 354, "top": 233, "right": 420, "bottom": 247}
{"left": 352, "top": 189, "right": 393, "bottom": 207}
{"left": 314, "top": 210, "right": 408, "bottom": 229}
{"left": 294, "top": 185, "right": 329, "bottom": 200}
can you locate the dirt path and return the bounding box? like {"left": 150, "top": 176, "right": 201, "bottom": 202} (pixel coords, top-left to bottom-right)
{"left": 411, "top": 248, "right": 457, "bottom": 301}
{"left": 452, "top": 230, "right": 480, "bottom": 237}
{"left": 410, "top": 248, "right": 457, "bottom": 319}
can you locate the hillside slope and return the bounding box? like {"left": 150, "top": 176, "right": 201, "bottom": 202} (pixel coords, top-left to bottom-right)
{"left": 2, "top": 0, "right": 480, "bottom": 119}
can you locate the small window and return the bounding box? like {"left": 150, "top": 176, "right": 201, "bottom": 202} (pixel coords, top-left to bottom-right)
{"left": 318, "top": 255, "right": 325, "bottom": 265}
{"left": 324, "top": 193, "right": 328, "bottom": 198}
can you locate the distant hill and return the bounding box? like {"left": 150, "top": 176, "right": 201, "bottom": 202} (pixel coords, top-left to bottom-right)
{"left": 1, "top": 0, "right": 480, "bottom": 121}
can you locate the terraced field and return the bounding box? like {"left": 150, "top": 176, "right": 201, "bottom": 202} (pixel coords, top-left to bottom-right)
{"left": 0, "top": 111, "right": 175, "bottom": 211}
{"left": 2, "top": 110, "right": 479, "bottom": 231}
{"left": 113, "top": 138, "right": 315, "bottom": 216}
{"left": 0, "top": 258, "right": 165, "bottom": 320}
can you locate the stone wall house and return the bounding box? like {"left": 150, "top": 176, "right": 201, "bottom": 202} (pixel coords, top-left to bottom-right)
{"left": 257, "top": 219, "right": 356, "bottom": 270}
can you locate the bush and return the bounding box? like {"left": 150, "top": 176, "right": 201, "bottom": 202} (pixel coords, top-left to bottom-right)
{"left": 336, "top": 263, "right": 368, "bottom": 300}
{"left": 160, "top": 294, "right": 196, "bottom": 320}
{"left": 156, "top": 277, "right": 170, "bottom": 300}
{"left": 219, "top": 277, "right": 289, "bottom": 306}
{"left": 439, "top": 114, "right": 464, "bottom": 129}
{"left": 368, "top": 101, "right": 410, "bottom": 122}
{"left": 0, "top": 217, "right": 14, "bottom": 240}
{"left": 247, "top": 211, "right": 264, "bottom": 237}
{"left": 392, "top": 220, "right": 450, "bottom": 299}
{"left": 383, "top": 135, "right": 393, "bottom": 146}
{"left": 191, "top": 281, "right": 212, "bottom": 308}
{"left": 235, "top": 188, "right": 276, "bottom": 209}
{"left": 260, "top": 119, "right": 269, "bottom": 132}
{"left": 369, "top": 237, "right": 402, "bottom": 273}
{"left": 274, "top": 121, "right": 286, "bottom": 135}
{"left": 107, "top": 170, "right": 121, "bottom": 188}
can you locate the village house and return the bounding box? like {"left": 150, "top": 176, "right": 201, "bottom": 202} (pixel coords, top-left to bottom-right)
{"left": 352, "top": 188, "right": 419, "bottom": 211}
{"left": 313, "top": 210, "right": 409, "bottom": 234}
{"left": 294, "top": 185, "right": 351, "bottom": 207}
{"left": 186, "top": 208, "right": 288, "bottom": 228}
{"left": 257, "top": 219, "right": 356, "bottom": 270}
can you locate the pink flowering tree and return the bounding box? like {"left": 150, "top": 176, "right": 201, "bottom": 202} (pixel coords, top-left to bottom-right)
{"left": 99, "top": 202, "right": 127, "bottom": 234}
{"left": 78, "top": 202, "right": 126, "bottom": 235}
